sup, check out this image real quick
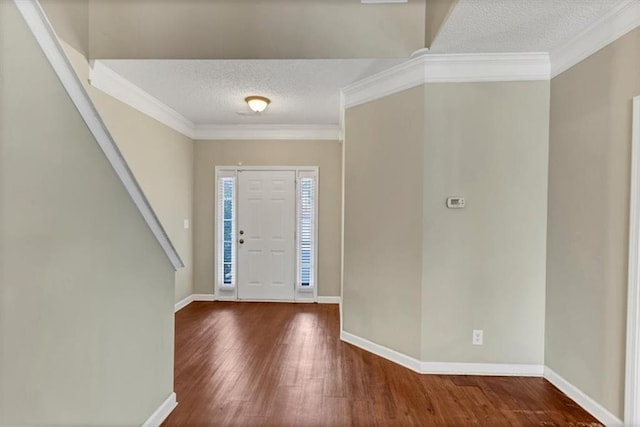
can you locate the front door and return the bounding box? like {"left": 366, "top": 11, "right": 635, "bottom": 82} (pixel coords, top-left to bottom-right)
{"left": 237, "top": 170, "right": 296, "bottom": 300}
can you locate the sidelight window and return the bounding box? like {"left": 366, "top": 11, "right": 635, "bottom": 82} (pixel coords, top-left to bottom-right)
{"left": 297, "top": 173, "right": 316, "bottom": 288}
{"left": 217, "top": 174, "right": 236, "bottom": 287}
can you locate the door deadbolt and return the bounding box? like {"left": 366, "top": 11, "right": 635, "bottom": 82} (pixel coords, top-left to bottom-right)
{"left": 239, "top": 230, "right": 244, "bottom": 235}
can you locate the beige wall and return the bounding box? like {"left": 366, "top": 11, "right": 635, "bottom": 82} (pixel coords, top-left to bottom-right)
{"left": 421, "top": 81, "right": 549, "bottom": 364}
{"left": 61, "top": 44, "right": 195, "bottom": 304}
{"left": 193, "top": 140, "right": 343, "bottom": 297}
{"left": 344, "top": 87, "right": 425, "bottom": 359}
{"left": 1, "top": 1, "right": 174, "bottom": 424}
{"left": 40, "top": 0, "right": 89, "bottom": 57}
{"left": 88, "top": 0, "right": 424, "bottom": 59}
{"left": 546, "top": 27, "right": 640, "bottom": 418}
{"left": 424, "top": 0, "right": 458, "bottom": 47}
{"left": 344, "top": 82, "right": 549, "bottom": 363}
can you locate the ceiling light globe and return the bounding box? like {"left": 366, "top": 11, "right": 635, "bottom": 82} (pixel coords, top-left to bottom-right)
{"left": 245, "top": 96, "right": 270, "bottom": 113}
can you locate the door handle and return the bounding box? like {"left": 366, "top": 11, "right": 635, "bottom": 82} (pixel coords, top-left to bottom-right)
{"left": 239, "top": 239, "right": 244, "bottom": 244}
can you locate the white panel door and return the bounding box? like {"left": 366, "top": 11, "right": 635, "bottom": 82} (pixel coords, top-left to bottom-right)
{"left": 237, "top": 170, "right": 296, "bottom": 300}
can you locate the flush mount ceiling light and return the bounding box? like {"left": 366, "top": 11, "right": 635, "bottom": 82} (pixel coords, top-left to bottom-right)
{"left": 245, "top": 96, "right": 270, "bottom": 113}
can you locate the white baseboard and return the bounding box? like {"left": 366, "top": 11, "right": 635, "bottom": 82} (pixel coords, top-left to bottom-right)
{"left": 236, "top": 298, "right": 317, "bottom": 303}
{"left": 177, "top": 294, "right": 341, "bottom": 307}
{"left": 174, "top": 294, "right": 216, "bottom": 312}
{"left": 174, "top": 295, "right": 194, "bottom": 312}
{"left": 141, "top": 392, "right": 177, "bottom": 427}
{"left": 341, "top": 331, "right": 423, "bottom": 373}
{"left": 421, "top": 361, "right": 543, "bottom": 376}
{"left": 317, "top": 296, "right": 341, "bottom": 304}
{"left": 543, "top": 367, "right": 623, "bottom": 427}
{"left": 193, "top": 294, "right": 216, "bottom": 301}
{"left": 341, "top": 330, "right": 543, "bottom": 377}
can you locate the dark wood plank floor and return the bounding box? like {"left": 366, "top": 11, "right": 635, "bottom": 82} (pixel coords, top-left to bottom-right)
{"left": 163, "top": 302, "right": 601, "bottom": 426}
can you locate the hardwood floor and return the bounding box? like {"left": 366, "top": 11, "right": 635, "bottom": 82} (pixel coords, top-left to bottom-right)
{"left": 163, "top": 302, "right": 601, "bottom": 426}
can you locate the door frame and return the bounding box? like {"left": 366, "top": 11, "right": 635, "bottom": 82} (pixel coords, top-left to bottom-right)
{"left": 214, "top": 166, "right": 319, "bottom": 303}
{"left": 626, "top": 95, "right": 640, "bottom": 425}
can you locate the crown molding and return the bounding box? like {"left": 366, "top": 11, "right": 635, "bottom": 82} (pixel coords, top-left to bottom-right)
{"left": 423, "top": 53, "right": 550, "bottom": 82}
{"left": 88, "top": 61, "right": 342, "bottom": 141}
{"left": 89, "top": 61, "right": 196, "bottom": 138}
{"left": 342, "top": 53, "right": 427, "bottom": 109}
{"left": 193, "top": 124, "right": 342, "bottom": 141}
{"left": 550, "top": 0, "right": 640, "bottom": 78}
{"left": 82, "top": 1, "right": 640, "bottom": 134}
{"left": 342, "top": 52, "right": 551, "bottom": 109}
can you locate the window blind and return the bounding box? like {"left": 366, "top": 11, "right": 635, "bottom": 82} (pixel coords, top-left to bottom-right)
{"left": 218, "top": 176, "right": 235, "bottom": 287}
{"left": 298, "top": 177, "right": 315, "bottom": 287}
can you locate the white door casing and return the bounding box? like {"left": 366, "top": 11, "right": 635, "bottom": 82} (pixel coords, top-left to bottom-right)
{"left": 237, "top": 170, "right": 296, "bottom": 300}
{"left": 626, "top": 95, "right": 640, "bottom": 426}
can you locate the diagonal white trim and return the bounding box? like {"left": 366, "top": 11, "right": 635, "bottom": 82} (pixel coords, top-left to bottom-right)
{"left": 141, "top": 392, "right": 177, "bottom": 427}
{"left": 174, "top": 295, "right": 195, "bottom": 312}
{"left": 341, "top": 331, "right": 623, "bottom": 423}
{"left": 626, "top": 96, "right": 640, "bottom": 427}
{"left": 550, "top": 0, "right": 640, "bottom": 78}
{"left": 544, "top": 367, "right": 623, "bottom": 427}
{"left": 341, "top": 330, "right": 544, "bottom": 377}
{"left": 342, "top": 53, "right": 426, "bottom": 109}
{"left": 342, "top": 52, "right": 551, "bottom": 109}
{"left": 341, "top": 331, "right": 423, "bottom": 373}
{"left": 90, "top": 61, "right": 195, "bottom": 138}
{"left": 13, "top": 0, "right": 184, "bottom": 270}
{"left": 193, "top": 124, "right": 342, "bottom": 141}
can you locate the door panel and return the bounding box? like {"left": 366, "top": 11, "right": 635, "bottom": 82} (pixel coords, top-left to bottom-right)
{"left": 237, "top": 170, "right": 296, "bottom": 300}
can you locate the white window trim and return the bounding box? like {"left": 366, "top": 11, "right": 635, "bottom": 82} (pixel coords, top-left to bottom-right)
{"left": 214, "top": 166, "right": 319, "bottom": 302}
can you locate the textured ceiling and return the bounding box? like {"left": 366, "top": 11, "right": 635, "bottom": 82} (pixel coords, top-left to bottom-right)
{"left": 430, "top": 0, "right": 623, "bottom": 53}
{"left": 100, "top": 59, "right": 404, "bottom": 125}
{"left": 91, "top": 0, "right": 627, "bottom": 128}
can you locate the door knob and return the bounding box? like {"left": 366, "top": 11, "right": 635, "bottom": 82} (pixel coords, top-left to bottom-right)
{"left": 239, "top": 239, "right": 244, "bottom": 244}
